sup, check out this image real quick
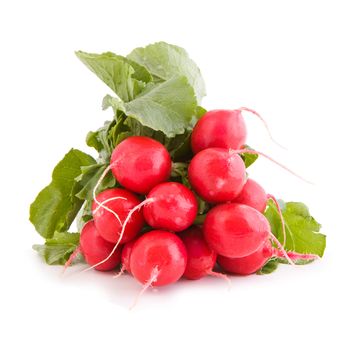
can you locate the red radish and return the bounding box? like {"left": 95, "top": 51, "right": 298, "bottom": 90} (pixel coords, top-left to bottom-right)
{"left": 130, "top": 230, "right": 187, "bottom": 287}
{"left": 121, "top": 239, "right": 137, "bottom": 274}
{"left": 179, "top": 226, "right": 217, "bottom": 280}
{"left": 79, "top": 221, "right": 121, "bottom": 271}
{"left": 218, "top": 240, "right": 273, "bottom": 275}
{"left": 203, "top": 203, "right": 270, "bottom": 258}
{"left": 188, "top": 147, "right": 246, "bottom": 203}
{"left": 233, "top": 178, "right": 288, "bottom": 246}
{"left": 234, "top": 178, "right": 267, "bottom": 213}
{"left": 92, "top": 188, "right": 144, "bottom": 244}
{"left": 218, "top": 239, "right": 319, "bottom": 275}
{"left": 143, "top": 182, "right": 198, "bottom": 232}
{"left": 191, "top": 108, "right": 283, "bottom": 154}
{"left": 110, "top": 136, "right": 172, "bottom": 194}
{"left": 191, "top": 109, "right": 247, "bottom": 153}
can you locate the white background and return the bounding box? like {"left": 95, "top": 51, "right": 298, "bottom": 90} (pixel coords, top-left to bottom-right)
{"left": 1, "top": 1, "right": 349, "bottom": 349}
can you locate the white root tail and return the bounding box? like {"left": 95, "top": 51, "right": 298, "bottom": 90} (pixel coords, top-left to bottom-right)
{"left": 238, "top": 107, "right": 287, "bottom": 150}
{"left": 113, "top": 265, "right": 126, "bottom": 279}
{"left": 207, "top": 270, "right": 232, "bottom": 290}
{"left": 269, "top": 232, "right": 295, "bottom": 266}
{"left": 92, "top": 196, "right": 127, "bottom": 215}
{"left": 130, "top": 266, "right": 159, "bottom": 310}
{"left": 267, "top": 194, "right": 287, "bottom": 247}
{"left": 92, "top": 164, "right": 125, "bottom": 226}
{"left": 83, "top": 198, "right": 155, "bottom": 272}
{"left": 229, "top": 148, "right": 313, "bottom": 184}
{"left": 62, "top": 245, "right": 82, "bottom": 274}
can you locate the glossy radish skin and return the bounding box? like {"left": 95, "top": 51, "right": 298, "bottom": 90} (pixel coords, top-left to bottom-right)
{"left": 218, "top": 240, "right": 273, "bottom": 275}
{"left": 191, "top": 109, "right": 247, "bottom": 154}
{"left": 80, "top": 221, "right": 121, "bottom": 271}
{"left": 188, "top": 148, "right": 246, "bottom": 203}
{"left": 130, "top": 230, "right": 187, "bottom": 287}
{"left": 144, "top": 182, "right": 198, "bottom": 232}
{"left": 179, "top": 226, "right": 217, "bottom": 280}
{"left": 110, "top": 136, "right": 172, "bottom": 194}
{"left": 234, "top": 178, "right": 267, "bottom": 213}
{"left": 203, "top": 203, "right": 270, "bottom": 258}
{"left": 121, "top": 239, "right": 137, "bottom": 274}
{"left": 92, "top": 188, "right": 144, "bottom": 244}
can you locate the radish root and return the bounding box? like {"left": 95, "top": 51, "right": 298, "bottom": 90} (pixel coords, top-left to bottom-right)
{"left": 207, "top": 270, "right": 232, "bottom": 290}
{"left": 269, "top": 232, "right": 295, "bottom": 266}
{"left": 62, "top": 245, "right": 82, "bottom": 274}
{"left": 83, "top": 198, "right": 155, "bottom": 272}
{"left": 130, "top": 265, "right": 159, "bottom": 310}
{"left": 92, "top": 196, "right": 127, "bottom": 215}
{"left": 113, "top": 265, "right": 126, "bottom": 279}
{"left": 267, "top": 194, "right": 287, "bottom": 247}
{"left": 92, "top": 164, "right": 125, "bottom": 226}
{"left": 239, "top": 107, "right": 287, "bottom": 150}
{"left": 274, "top": 250, "right": 319, "bottom": 262}
{"left": 229, "top": 148, "right": 313, "bottom": 184}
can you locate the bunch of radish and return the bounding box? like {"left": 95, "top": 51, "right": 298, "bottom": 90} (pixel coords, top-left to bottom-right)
{"left": 30, "top": 42, "right": 325, "bottom": 300}
{"left": 75, "top": 109, "right": 318, "bottom": 290}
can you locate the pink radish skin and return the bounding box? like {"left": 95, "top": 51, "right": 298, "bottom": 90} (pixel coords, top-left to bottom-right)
{"left": 218, "top": 240, "right": 273, "bottom": 275}
{"left": 92, "top": 188, "right": 144, "bottom": 244}
{"left": 203, "top": 203, "right": 270, "bottom": 258}
{"left": 130, "top": 230, "right": 187, "bottom": 287}
{"left": 191, "top": 109, "right": 247, "bottom": 154}
{"left": 234, "top": 178, "right": 267, "bottom": 213}
{"left": 121, "top": 239, "right": 137, "bottom": 274}
{"left": 110, "top": 136, "right": 172, "bottom": 194}
{"left": 143, "top": 182, "right": 198, "bottom": 232}
{"left": 218, "top": 239, "right": 319, "bottom": 275}
{"left": 179, "top": 226, "right": 217, "bottom": 280}
{"left": 233, "top": 179, "right": 288, "bottom": 246}
{"left": 80, "top": 221, "right": 121, "bottom": 271}
{"left": 188, "top": 148, "right": 246, "bottom": 203}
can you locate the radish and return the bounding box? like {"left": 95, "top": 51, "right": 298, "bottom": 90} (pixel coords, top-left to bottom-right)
{"left": 191, "top": 109, "right": 247, "bottom": 153}
{"left": 233, "top": 178, "right": 288, "bottom": 246}
{"left": 143, "top": 182, "right": 198, "bottom": 232}
{"left": 179, "top": 226, "right": 221, "bottom": 280}
{"left": 218, "top": 239, "right": 319, "bottom": 275}
{"left": 120, "top": 239, "right": 137, "bottom": 274}
{"left": 110, "top": 136, "right": 172, "bottom": 194}
{"left": 234, "top": 178, "right": 267, "bottom": 213}
{"left": 92, "top": 188, "right": 144, "bottom": 244}
{"left": 188, "top": 147, "right": 246, "bottom": 203}
{"left": 189, "top": 147, "right": 309, "bottom": 204}
{"left": 130, "top": 230, "right": 187, "bottom": 287}
{"left": 218, "top": 240, "right": 273, "bottom": 275}
{"left": 79, "top": 220, "right": 121, "bottom": 271}
{"left": 191, "top": 108, "right": 282, "bottom": 154}
{"left": 203, "top": 203, "right": 270, "bottom": 258}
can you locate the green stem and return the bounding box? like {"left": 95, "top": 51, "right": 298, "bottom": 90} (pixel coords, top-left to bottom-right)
{"left": 194, "top": 214, "right": 207, "bottom": 225}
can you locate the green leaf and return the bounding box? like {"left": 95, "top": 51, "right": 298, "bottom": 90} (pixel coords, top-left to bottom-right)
{"left": 33, "top": 231, "right": 81, "bottom": 265}
{"left": 75, "top": 163, "right": 116, "bottom": 200}
{"left": 121, "top": 76, "right": 197, "bottom": 137}
{"left": 264, "top": 200, "right": 326, "bottom": 257}
{"left": 241, "top": 145, "right": 259, "bottom": 168}
{"left": 76, "top": 51, "right": 152, "bottom": 102}
{"left": 29, "top": 149, "right": 95, "bottom": 238}
{"left": 76, "top": 200, "right": 93, "bottom": 232}
{"left": 256, "top": 259, "right": 279, "bottom": 275}
{"left": 128, "top": 41, "right": 206, "bottom": 103}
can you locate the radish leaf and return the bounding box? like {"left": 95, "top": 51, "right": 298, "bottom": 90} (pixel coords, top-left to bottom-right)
{"left": 264, "top": 200, "right": 326, "bottom": 257}
{"left": 128, "top": 41, "right": 206, "bottom": 103}
{"left": 76, "top": 51, "right": 152, "bottom": 102}
{"left": 33, "top": 232, "right": 81, "bottom": 265}
{"left": 29, "top": 149, "right": 95, "bottom": 238}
